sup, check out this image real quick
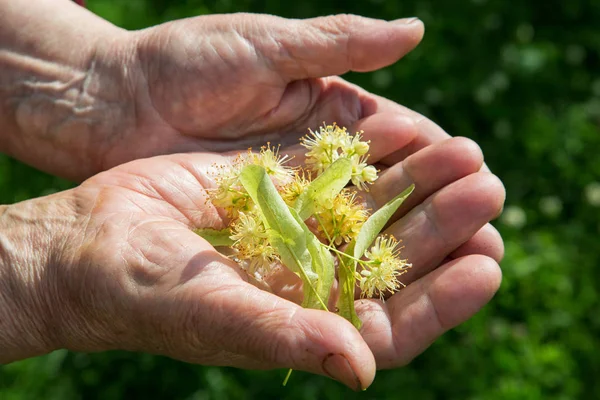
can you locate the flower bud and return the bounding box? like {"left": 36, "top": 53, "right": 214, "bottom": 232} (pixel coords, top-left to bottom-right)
{"left": 361, "top": 165, "right": 378, "bottom": 183}
{"left": 353, "top": 141, "right": 370, "bottom": 156}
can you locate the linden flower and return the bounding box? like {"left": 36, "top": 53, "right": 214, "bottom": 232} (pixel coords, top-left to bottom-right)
{"left": 230, "top": 210, "right": 278, "bottom": 276}
{"left": 351, "top": 158, "right": 378, "bottom": 191}
{"left": 208, "top": 145, "right": 293, "bottom": 216}
{"left": 208, "top": 154, "right": 251, "bottom": 217}
{"left": 357, "top": 235, "right": 411, "bottom": 299}
{"left": 280, "top": 171, "right": 311, "bottom": 206}
{"left": 302, "top": 123, "right": 378, "bottom": 191}
{"left": 249, "top": 144, "right": 294, "bottom": 186}
{"left": 316, "top": 189, "right": 369, "bottom": 245}
{"left": 301, "top": 123, "right": 349, "bottom": 172}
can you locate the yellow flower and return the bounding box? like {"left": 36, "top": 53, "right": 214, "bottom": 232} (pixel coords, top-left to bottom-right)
{"left": 249, "top": 144, "right": 294, "bottom": 186}
{"left": 280, "top": 171, "right": 311, "bottom": 206}
{"left": 357, "top": 235, "right": 411, "bottom": 299}
{"left": 208, "top": 145, "right": 294, "bottom": 217}
{"left": 301, "top": 123, "right": 349, "bottom": 173}
{"left": 230, "top": 209, "right": 278, "bottom": 277}
{"left": 345, "top": 132, "right": 370, "bottom": 157}
{"left": 208, "top": 153, "right": 251, "bottom": 217}
{"left": 302, "top": 123, "right": 378, "bottom": 191}
{"left": 351, "top": 159, "right": 378, "bottom": 192}
{"left": 315, "top": 189, "right": 369, "bottom": 245}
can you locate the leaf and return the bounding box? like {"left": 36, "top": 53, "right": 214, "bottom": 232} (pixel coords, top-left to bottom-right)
{"left": 289, "top": 207, "right": 335, "bottom": 309}
{"left": 294, "top": 158, "right": 352, "bottom": 220}
{"left": 193, "top": 228, "right": 234, "bottom": 247}
{"left": 337, "top": 184, "right": 415, "bottom": 329}
{"left": 239, "top": 164, "right": 332, "bottom": 310}
{"left": 353, "top": 184, "right": 415, "bottom": 259}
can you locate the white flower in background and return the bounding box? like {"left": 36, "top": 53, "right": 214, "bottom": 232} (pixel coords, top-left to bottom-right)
{"left": 585, "top": 182, "right": 600, "bottom": 207}
{"left": 501, "top": 205, "right": 527, "bottom": 229}
{"left": 539, "top": 196, "right": 563, "bottom": 217}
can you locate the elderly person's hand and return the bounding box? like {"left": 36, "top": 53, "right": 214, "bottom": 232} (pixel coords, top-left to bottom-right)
{"left": 0, "top": 134, "right": 504, "bottom": 390}
{"left": 4, "top": 0, "right": 428, "bottom": 181}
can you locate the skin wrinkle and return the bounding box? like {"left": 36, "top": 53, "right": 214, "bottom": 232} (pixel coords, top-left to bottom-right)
{"left": 128, "top": 239, "right": 174, "bottom": 288}
{"left": 0, "top": 195, "right": 82, "bottom": 361}
{"left": 422, "top": 202, "right": 451, "bottom": 249}
{"left": 266, "top": 22, "right": 309, "bottom": 80}
{"left": 0, "top": 39, "right": 131, "bottom": 180}
{"left": 124, "top": 165, "right": 219, "bottom": 227}
{"left": 176, "top": 158, "right": 230, "bottom": 225}
{"left": 423, "top": 281, "right": 446, "bottom": 334}
{"left": 356, "top": 299, "right": 397, "bottom": 361}
{"left": 73, "top": 49, "right": 98, "bottom": 115}
{"left": 188, "top": 283, "right": 290, "bottom": 362}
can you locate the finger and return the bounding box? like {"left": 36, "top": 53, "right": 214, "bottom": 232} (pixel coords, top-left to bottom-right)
{"left": 367, "top": 137, "right": 484, "bottom": 218}
{"left": 349, "top": 113, "right": 418, "bottom": 163}
{"left": 358, "top": 91, "right": 493, "bottom": 171}
{"left": 448, "top": 223, "right": 504, "bottom": 262}
{"left": 358, "top": 92, "right": 453, "bottom": 164}
{"left": 154, "top": 233, "right": 376, "bottom": 391}
{"left": 356, "top": 254, "right": 501, "bottom": 368}
{"left": 380, "top": 117, "right": 454, "bottom": 166}
{"left": 385, "top": 172, "right": 505, "bottom": 284}
{"left": 248, "top": 15, "right": 424, "bottom": 80}
{"left": 182, "top": 282, "right": 374, "bottom": 390}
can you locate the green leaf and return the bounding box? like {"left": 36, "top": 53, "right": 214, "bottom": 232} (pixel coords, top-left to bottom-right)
{"left": 193, "top": 228, "right": 234, "bottom": 247}
{"left": 353, "top": 184, "right": 415, "bottom": 259}
{"left": 239, "top": 165, "right": 332, "bottom": 310}
{"left": 289, "top": 207, "right": 335, "bottom": 309}
{"left": 337, "top": 184, "right": 415, "bottom": 329}
{"left": 293, "top": 158, "right": 352, "bottom": 220}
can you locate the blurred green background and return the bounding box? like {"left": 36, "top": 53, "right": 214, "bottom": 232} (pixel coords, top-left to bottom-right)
{"left": 1, "top": 0, "right": 599, "bottom": 399}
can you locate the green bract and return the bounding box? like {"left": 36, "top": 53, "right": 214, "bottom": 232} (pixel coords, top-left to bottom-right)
{"left": 293, "top": 158, "right": 352, "bottom": 220}
{"left": 239, "top": 164, "right": 333, "bottom": 310}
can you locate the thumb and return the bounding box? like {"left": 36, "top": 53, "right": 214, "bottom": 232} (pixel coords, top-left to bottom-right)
{"left": 163, "top": 245, "right": 376, "bottom": 390}
{"left": 241, "top": 14, "right": 424, "bottom": 80}
{"left": 196, "top": 280, "right": 375, "bottom": 390}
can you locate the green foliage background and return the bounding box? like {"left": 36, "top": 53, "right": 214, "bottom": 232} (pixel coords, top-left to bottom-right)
{"left": 1, "top": 0, "right": 599, "bottom": 398}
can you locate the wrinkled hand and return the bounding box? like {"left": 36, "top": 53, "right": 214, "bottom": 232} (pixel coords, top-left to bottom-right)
{"left": 100, "top": 14, "right": 426, "bottom": 168}
{"left": 39, "top": 133, "right": 504, "bottom": 390}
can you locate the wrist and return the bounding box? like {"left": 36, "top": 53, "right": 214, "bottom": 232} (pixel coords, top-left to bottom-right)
{"left": 0, "top": 1, "right": 138, "bottom": 181}
{"left": 0, "top": 192, "right": 80, "bottom": 363}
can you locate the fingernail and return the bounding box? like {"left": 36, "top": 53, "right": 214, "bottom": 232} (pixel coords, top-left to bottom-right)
{"left": 391, "top": 17, "right": 421, "bottom": 25}
{"left": 322, "top": 353, "right": 362, "bottom": 391}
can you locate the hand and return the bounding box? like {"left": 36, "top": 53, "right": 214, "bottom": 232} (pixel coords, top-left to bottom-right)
{"left": 2, "top": 3, "right": 430, "bottom": 180}
{"left": 0, "top": 135, "right": 504, "bottom": 390}
{"left": 100, "top": 14, "right": 428, "bottom": 169}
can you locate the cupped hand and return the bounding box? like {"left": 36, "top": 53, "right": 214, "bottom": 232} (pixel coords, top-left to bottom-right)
{"left": 45, "top": 133, "right": 504, "bottom": 391}
{"left": 99, "top": 13, "right": 426, "bottom": 168}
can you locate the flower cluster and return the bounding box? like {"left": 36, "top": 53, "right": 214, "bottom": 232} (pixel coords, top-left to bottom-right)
{"left": 205, "top": 123, "right": 410, "bottom": 298}
{"left": 315, "top": 189, "right": 368, "bottom": 245}
{"left": 229, "top": 209, "right": 278, "bottom": 277}
{"left": 301, "top": 123, "right": 378, "bottom": 191}
{"left": 210, "top": 144, "right": 293, "bottom": 218}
